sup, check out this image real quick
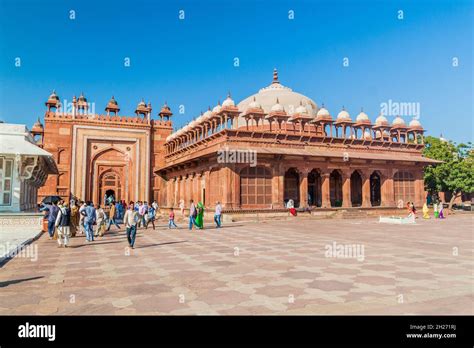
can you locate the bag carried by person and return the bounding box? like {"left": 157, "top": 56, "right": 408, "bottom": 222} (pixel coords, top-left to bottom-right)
{"left": 52, "top": 227, "right": 59, "bottom": 240}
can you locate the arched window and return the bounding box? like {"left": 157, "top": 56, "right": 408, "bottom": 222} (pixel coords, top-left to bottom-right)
{"left": 240, "top": 166, "right": 272, "bottom": 208}
{"left": 394, "top": 171, "right": 415, "bottom": 204}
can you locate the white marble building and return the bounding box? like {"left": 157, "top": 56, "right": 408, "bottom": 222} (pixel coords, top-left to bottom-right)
{"left": 0, "top": 122, "right": 57, "bottom": 212}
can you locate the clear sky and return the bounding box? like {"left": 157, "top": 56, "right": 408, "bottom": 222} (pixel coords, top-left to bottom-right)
{"left": 0, "top": 0, "right": 472, "bottom": 143}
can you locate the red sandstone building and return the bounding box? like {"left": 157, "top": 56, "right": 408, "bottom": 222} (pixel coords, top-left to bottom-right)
{"left": 36, "top": 70, "right": 438, "bottom": 211}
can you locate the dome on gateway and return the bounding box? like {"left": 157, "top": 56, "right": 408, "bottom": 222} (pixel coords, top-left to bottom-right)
{"left": 237, "top": 69, "right": 318, "bottom": 127}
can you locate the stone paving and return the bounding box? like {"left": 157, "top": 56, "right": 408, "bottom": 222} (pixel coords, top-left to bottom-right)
{"left": 0, "top": 214, "right": 472, "bottom": 315}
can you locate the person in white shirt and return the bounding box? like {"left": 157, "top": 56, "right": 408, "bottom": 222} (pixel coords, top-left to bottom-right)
{"left": 123, "top": 202, "right": 139, "bottom": 248}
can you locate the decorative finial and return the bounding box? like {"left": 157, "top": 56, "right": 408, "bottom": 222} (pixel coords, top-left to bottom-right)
{"left": 276, "top": 97, "right": 280, "bottom": 104}
{"left": 227, "top": 91, "right": 231, "bottom": 98}
{"left": 272, "top": 68, "right": 279, "bottom": 83}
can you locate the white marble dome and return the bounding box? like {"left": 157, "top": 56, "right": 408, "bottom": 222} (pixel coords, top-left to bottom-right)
{"left": 409, "top": 118, "right": 422, "bottom": 128}
{"left": 202, "top": 108, "right": 213, "bottom": 121}
{"left": 295, "top": 102, "right": 308, "bottom": 114}
{"left": 247, "top": 97, "right": 262, "bottom": 110}
{"left": 337, "top": 108, "right": 351, "bottom": 121}
{"left": 222, "top": 94, "right": 235, "bottom": 108}
{"left": 392, "top": 116, "right": 406, "bottom": 126}
{"left": 271, "top": 98, "right": 285, "bottom": 113}
{"left": 356, "top": 111, "right": 369, "bottom": 123}
{"left": 316, "top": 107, "right": 330, "bottom": 119}
{"left": 375, "top": 114, "right": 389, "bottom": 126}
{"left": 212, "top": 103, "right": 222, "bottom": 114}
{"left": 237, "top": 69, "right": 317, "bottom": 127}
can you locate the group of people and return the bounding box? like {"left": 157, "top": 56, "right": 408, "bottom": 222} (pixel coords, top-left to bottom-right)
{"left": 422, "top": 201, "right": 446, "bottom": 219}
{"left": 39, "top": 198, "right": 224, "bottom": 249}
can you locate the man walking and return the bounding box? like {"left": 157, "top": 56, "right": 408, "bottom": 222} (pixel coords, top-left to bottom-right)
{"left": 106, "top": 201, "right": 121, "bottom": 231}
{"left": 40, "top": 201, "right": 60, "bottom": 239}
{"left": 123, "top": 202, "right": 139, "bottom": 248}
{"left": 214, "top": 201, "right": 222, "bottom": 228}
{"left": 189, "top": 199, "right": 198, "bottom": 230}
{"left": 82, "top": 201, "right": 96, "bottom": 242}
{"left": 55, "top": 202, "right": 71, "bottom": 247}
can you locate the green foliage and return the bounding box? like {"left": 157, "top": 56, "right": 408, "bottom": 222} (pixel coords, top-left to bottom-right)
{"left": 423, "top": 136, "right": 474, "bottom": 201}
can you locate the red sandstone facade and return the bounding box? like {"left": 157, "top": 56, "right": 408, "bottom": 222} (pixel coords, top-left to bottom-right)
{"left": 35, "top": 70, "right": 439, "bottom": 210}
{"left": 36, "top": 92, "right": 173, "bottom": 204}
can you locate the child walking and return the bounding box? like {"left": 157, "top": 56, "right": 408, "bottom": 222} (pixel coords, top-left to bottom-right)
{"left": 169, "top": 208, "right": 178, "bottom": 229}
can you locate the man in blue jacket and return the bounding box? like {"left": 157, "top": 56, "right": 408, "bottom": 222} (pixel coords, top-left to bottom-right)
{"left": 81, "top": 201, "right": 96, "bottom": 242}
{"left": 40, "top": 201, "right": 60, "bottom": 239}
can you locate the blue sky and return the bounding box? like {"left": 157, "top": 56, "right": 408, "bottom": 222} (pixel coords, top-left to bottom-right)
{"left": 0, "top": 0, "right": 472, "bottom": 143}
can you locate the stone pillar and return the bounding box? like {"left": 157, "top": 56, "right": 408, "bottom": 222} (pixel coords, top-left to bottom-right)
{"left": 196, "top": 173, "right": 202, "bottom": 204}
{"left": 204, "top": 169, "right": 211, "bottom": 209}
{"left": 231, "top": 165, "right": 241, "bottom": 209}
{"left": 221, "top": 166, "right": 232, "bottom": 209}
{"left": 321, "top": 171, "right": 331, "bottom": 208}
{"left": 342, "top": 170, "right": 352, "bottom": 208}
{"left": 271, "top": 163, "right": 284, "bottom": 208}
{"left": 414, "top": 171, "right": 425, "bottom": 207}
{"left": 299, "top": 168, "right": 309, "bottom": 208}
{"left": 361, "top": 171, "right": 371, "bottom": 207}
{"left": 380, "top": 170, "right": 395, "bottom": 207}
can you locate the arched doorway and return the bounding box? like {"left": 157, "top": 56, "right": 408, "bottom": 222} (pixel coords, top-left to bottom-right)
{"left": 308, "top": 169, "right": 322, "bottom": 207}
{"left": 350, "top": 171, "right": 363, "bottom": 207}
{"left": 330, "top": 170, "right": 343, "bottom": 207}
{"left": 284, "top": 168, "right": 300, "bottom": 207}
{"left": 370, "top": 172, "right": 382, "bottom": 206}
{"left": 99, "top": 171, "right": 122, "bottom": 205}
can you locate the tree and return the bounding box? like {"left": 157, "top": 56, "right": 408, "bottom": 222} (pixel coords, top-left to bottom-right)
{"left": 423, "top": 136, "right": 474, "bottom": 209}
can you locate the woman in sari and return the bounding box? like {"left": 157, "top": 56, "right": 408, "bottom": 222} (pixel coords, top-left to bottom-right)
{"left": 70, "top": 201, "right": 80, "bottom": 237}
{"left": 438, "top": 202, "right": 445, "bottom": 219}
{"left": 195, "top": 202, "right": 204, "bottom": 229}
{"left": 95, "top": 204, "right": 106, "bottom": 237}
{"left": 422, "top": 203, "right": 430, "bottom": 219}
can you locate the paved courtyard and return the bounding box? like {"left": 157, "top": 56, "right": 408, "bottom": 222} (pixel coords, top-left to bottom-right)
{"left": 0, "top": 214, "right": 472, "bottom": 315}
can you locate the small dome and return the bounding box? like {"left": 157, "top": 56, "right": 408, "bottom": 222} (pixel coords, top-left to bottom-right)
{"left": 212, "top": 102, "right": 222, "bottom": 114}
{"left": 356, "top": 110, "right": 369, "bottom": 123}
{"left": 166, "top": 134, "right": 172, "bottom": 142}
{"left": 78, "top": 92, "right": 87, "bottom": 102}
{"left": 337, "top": 108, "right": 351, "bottom": 121}
{"left": 248, "top": 97, "right": 261, "bottom": 110}
{"left": 375, "top": 113, "right": 389, "bottom": 126}
{"left": 203, "top": 107, "right": 213, "bottom": 121}
{"left": 183, "top": 124, "right": 191, "bottom": 132}
{"left": 48, "top": 90, "right": 59, "bottom": 101}
{"left": 108, "top": 96, "right": 118, "bottom": 105}
{"left": 392, "top": 116, "right": 406, "bottom": 126}
{"left": 222, "top": 93, "right": 235, "bottom": 108}
{"left": 271, "top": 98, "right": 284, "bottom": 112}
{"left": 409, "top": 118, "right": 422, "bottom": 128}
{"left": 295, "top": 101, "right": 308, "bottom": 114}
{"left": 195, "top": 113, "right": 204, "bottom": 124}
{"left": 317, "top": 107, "right": 330, "bottom": 118}
{"left": 32, "top": 117, "right": 44, "bottom": 132}
{"left": 138, "top": 99, "right": 146, "bottom": 107}
{"left": 189, "top": 120, "right": 198, "bottom": 128}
